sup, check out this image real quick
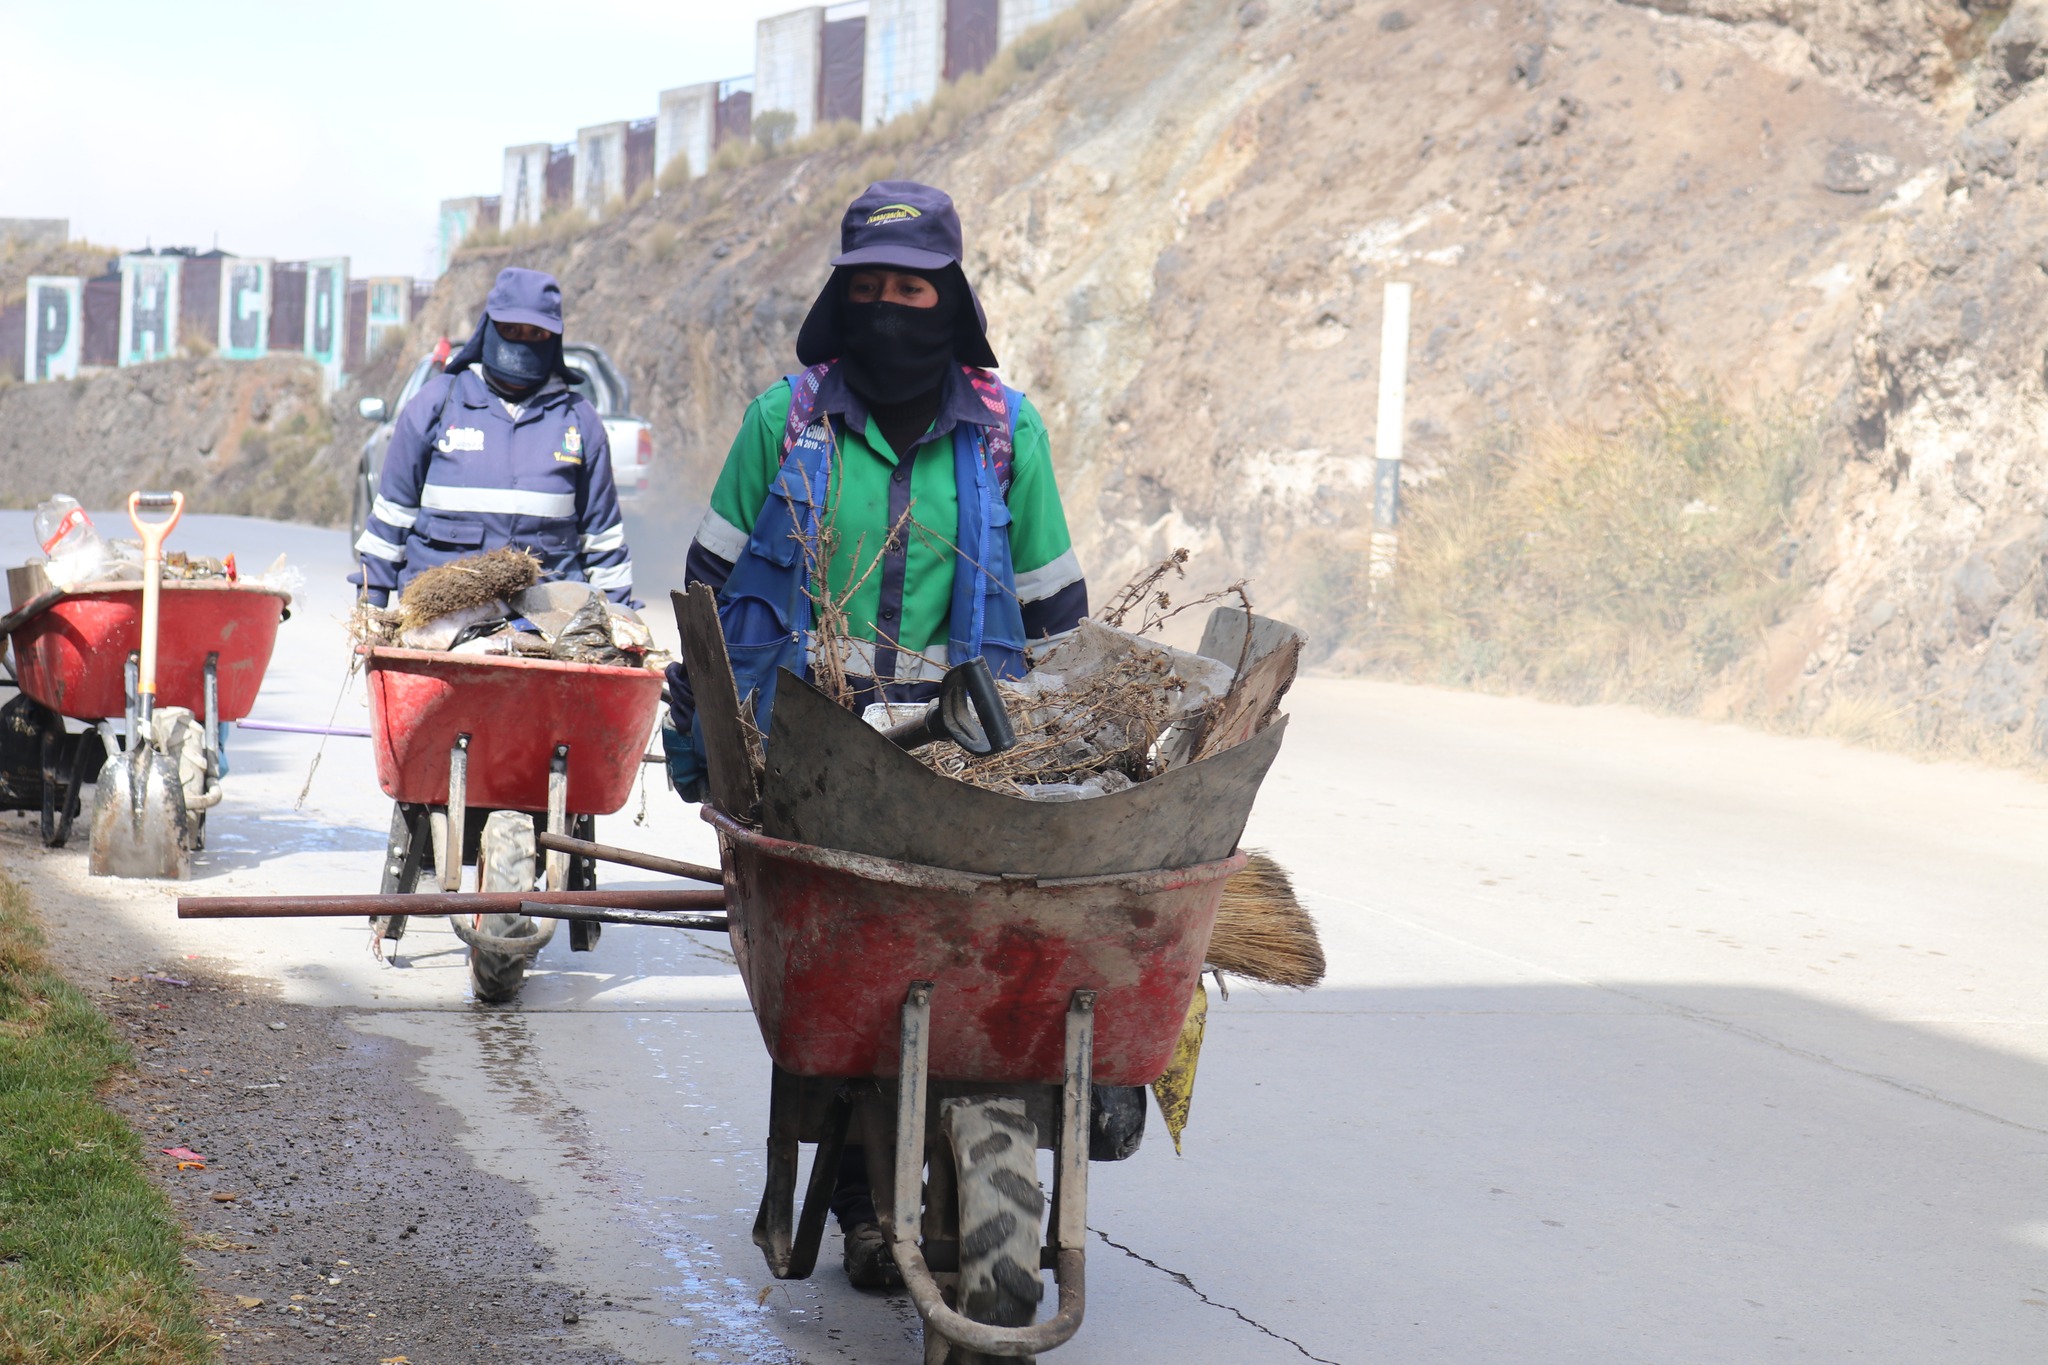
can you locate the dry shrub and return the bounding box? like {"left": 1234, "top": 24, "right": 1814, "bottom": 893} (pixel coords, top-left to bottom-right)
{"left": 1359, "top": 394, "right": 1815, "bottom": 710}
{"left": 754, "top": 109, "right": 798, "bottom": 153}
{"left": 929, "top": 646, "right": 1187, "bottom": 792}
{"left": 657, "top": 153, "right": 694, "bottom": 192}
{"left": 711, "top": 138, "right": 765, "bottom": 174}
{"left": 643, "top": 222, "right": 680, "bottom": 263}
{"left": 786, "top": 119, "right": 863, "bottom": 158}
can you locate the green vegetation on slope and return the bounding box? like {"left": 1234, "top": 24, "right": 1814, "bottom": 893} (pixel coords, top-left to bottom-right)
{"left": 0, "top": 872, "right": 213, "bottom": 1364}
{"left": 1313, "top": 396, "right": 1815, "bottom": 711}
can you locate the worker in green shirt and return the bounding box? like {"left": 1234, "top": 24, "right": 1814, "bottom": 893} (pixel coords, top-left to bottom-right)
{"left": 661, "top": 180, "right": 1088, "bottom": 1289}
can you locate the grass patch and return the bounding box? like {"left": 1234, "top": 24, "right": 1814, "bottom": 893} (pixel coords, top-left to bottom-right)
{"left": 1341, "top": 395, "right": 1815, "bottom": 710}
{"left": 0, "top": 871, "right": 213, "bottom": 1364}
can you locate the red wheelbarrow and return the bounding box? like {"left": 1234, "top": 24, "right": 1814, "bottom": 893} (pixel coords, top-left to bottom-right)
{"left": 715, "top": 806, "right": 1246, "bottom": 1361}
{"left": 359, "top": 645, "right": 664, "bottom": 1000}
{"left": 0, "top": 571, "right": 290, "bottom": 848}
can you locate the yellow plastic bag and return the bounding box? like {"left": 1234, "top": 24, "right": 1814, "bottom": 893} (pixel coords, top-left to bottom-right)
{"left": 1150, "top": 981, "right": 1208, "bottom": 1154}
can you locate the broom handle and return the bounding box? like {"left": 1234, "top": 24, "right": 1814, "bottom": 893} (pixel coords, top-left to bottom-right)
{"left": 127, "top": 491, "right": 184, "bottom": 723}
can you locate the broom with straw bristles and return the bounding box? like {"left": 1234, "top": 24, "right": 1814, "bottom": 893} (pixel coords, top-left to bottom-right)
{"left": 1207, "top": 851, "right": 1324, "bottom": 989}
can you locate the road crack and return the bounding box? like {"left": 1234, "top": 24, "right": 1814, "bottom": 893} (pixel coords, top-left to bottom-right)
{"left": 1089, "top": 1227, "right": 1342, "bottom": 1364}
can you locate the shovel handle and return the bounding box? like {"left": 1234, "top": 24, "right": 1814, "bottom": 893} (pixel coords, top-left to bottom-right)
{"left": 127, "top": 491, "right": 183, "bottom": 703}
{"left": 128, "top": 491, "right": 184, "bottom": 550}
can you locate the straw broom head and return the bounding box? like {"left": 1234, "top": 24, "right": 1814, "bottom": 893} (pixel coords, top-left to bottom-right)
{"left": 1207, "top": 852, "right": 1325, "bottom": 989}
{"left": 397, "top": 548, "right": 542, "bottom": 631}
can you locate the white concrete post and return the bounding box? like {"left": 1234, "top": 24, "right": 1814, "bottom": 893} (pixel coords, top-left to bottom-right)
{"left": 1370, "top": 280, "right": 1412, "bottom": 582}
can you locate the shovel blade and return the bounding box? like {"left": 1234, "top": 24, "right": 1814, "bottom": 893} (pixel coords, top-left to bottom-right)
{"left": 88, "top": 746, "right": 190, "bottom": 880}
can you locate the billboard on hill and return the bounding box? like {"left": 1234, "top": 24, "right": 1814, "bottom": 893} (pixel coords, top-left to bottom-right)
{"left": 118, "top": 255, "right": 181, "bottom": 367}
{"left": 26, "top": 275, "right": 82, "bottom": 382}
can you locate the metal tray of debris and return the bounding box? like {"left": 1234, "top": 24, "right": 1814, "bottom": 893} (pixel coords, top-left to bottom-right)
{"left": 758, "top": 669, "right": 1286, "bottom": 879}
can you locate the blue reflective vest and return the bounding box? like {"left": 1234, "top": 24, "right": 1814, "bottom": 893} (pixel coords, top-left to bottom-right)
{"left": 669, "top": 363, "right": 1027, "bottom": 798}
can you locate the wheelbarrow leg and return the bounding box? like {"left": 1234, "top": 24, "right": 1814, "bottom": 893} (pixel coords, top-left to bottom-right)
{"left": 123, "top": 653, "right": 138, "bottom": 751}
{"left": 38, "top": 723, "right": 61, "bottom": 847}
{"left": 53, "top": 726, "right": 101, "bottom": 848}
{"left": 442, "top": 733, "right": 470, "bottom": 891}
{"left": 567, "top": 813, "right": 601, "bottom": 951}
{"left": 192, "top": 652, "right": 218, "bottom": 852}
{"left": 752, "top": 1066, "right": 852, "bottom": 1280}
{"left": 1050, "top": 990, "right": 1095, "bottom": 1256}
{"left": 371, "top": 802, "right": 430, "bottom": 952}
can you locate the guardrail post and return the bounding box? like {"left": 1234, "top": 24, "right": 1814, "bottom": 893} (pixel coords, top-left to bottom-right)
{"left": 1372, "top": 280, "right": 1412, "bottom": 584}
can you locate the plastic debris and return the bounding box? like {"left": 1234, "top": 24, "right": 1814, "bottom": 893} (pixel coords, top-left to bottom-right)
{"left": 32, "top": 495, "right": 107, "bottom": 587}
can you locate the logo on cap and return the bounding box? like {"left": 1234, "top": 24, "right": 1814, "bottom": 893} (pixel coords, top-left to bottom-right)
{"left": 865, "top": 204, "right": 924, "bottom": 225}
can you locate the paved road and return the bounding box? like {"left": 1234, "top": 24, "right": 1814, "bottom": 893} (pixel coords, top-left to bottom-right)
{"left": 4, "top": 510, "right": 2046, "bottom": 1363}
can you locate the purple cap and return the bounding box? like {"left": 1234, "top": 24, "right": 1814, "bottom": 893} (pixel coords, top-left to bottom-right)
{"left": 830, "top": 181, "right": 965, "bottom": 272}
{"left": 483, "top": 267, "right": 562, "bottom": 334}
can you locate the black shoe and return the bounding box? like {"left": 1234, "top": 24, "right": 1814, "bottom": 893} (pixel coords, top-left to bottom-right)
{"left": 841, "top": 1221, "right": 904, "bottom": 1291}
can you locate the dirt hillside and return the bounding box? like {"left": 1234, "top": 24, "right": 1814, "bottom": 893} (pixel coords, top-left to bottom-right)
{"left": 0, "top": 356, "right": 341, "bottom": 526}
{"left": 12, "top": 0, "right": 2048, "bottom": 756}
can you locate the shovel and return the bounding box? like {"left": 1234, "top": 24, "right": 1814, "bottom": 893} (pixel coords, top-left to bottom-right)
{"left": 89, "top": 491, "right": 190, "bottom": 879}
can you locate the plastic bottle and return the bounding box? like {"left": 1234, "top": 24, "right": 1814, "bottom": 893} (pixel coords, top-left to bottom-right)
{"left": 33, "top": 495, "right": 106, "bottom": 588}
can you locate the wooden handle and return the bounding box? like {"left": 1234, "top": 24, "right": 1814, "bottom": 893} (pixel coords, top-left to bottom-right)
{"left": 127, "top": 491, "right": 183, "bottom": 700}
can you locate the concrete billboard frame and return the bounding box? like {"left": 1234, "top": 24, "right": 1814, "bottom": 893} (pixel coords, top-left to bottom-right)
{"left": 757, "top": 7, "right": 826, "bottom": 143}
{"left": 217, "top": 257, "right": 273, "bottom": 360}
{"left": 657, "top": 83, "right": 718, "bottom": 184}
{"left": 118, "top": 254, "right": 181, "bottom": 367}
{"left": 575, "top": 122, "right": 629, "bottom": 218}
{"left": 363, "top": 276, "right": 412, "bottom": 360}
{"left": 865, "top": 0, "right": 944, "bottom": 129}
{"left": 438, "top": 196, "right": 490, "bottom": 274}
{"left": 501, "top": 143, "right": 550, "bottom": 232}
{"left": 25, "top": 275, "right": 83, "bottom": 383}
{"left": 303, "top": 258, "right": 348, "bottom": 390}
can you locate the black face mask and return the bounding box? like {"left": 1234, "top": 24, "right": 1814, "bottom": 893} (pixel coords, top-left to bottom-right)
{"left": 480, "top": 319, "right": 560, "bottom": 394}
{"left": 840, "top": 298, "right": 956, "bottom": 405}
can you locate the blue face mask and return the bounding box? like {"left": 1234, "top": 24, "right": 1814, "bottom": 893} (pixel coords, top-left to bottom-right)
{"left": 480, "top": 319, "right": 559, "bottom": 392}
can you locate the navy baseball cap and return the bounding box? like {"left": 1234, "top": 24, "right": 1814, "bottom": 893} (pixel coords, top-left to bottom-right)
{"left": 484, "top": 267, "right": 563, "bottom": 334}
{"left": 831, "top": 181, "right": 964, "bottom": 271}
{"left": 798, "top": 180, "right": 998, "bottom": 369}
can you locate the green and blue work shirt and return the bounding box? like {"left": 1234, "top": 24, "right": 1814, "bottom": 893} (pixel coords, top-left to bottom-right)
{"left": 670, "top": 365, "right": 1087, "bottom": 724}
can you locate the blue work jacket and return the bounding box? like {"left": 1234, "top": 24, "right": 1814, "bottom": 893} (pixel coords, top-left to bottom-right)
{"left": 352, "top": 366, "right": 633, "bottom": 606}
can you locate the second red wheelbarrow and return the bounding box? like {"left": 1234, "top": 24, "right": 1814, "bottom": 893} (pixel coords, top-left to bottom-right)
{"left": 0, "top": 502, "right": 290, "bottom": 852}
{"left": 359, "top": 644, "right": 664, "bottom": 1000}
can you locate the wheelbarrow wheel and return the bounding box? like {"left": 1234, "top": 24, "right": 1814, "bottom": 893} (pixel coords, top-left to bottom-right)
{"left": 939, "top": 1096, "right": 1045, "bottom": 1365}
{"left": 468, "top": 810, "right": 540, "bottom": 1004}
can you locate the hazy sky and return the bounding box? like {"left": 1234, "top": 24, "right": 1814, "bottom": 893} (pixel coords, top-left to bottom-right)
{"left": 3, "top": 0, "right": 810, "bottom": 277}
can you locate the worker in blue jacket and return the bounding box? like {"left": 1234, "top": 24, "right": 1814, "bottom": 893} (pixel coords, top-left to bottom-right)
{"left": 352, "top": 267, "right": 634, "bottom": 607}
